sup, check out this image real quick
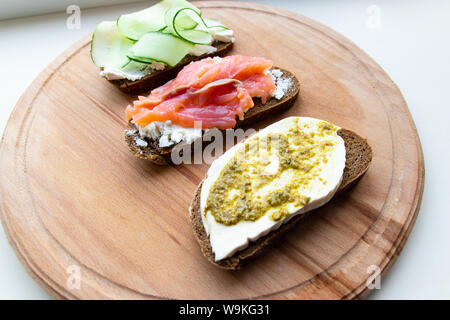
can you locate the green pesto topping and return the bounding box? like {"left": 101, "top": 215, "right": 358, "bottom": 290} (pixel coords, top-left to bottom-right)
{"left": 205, "top": 119, "right": 339, "bottom": 225}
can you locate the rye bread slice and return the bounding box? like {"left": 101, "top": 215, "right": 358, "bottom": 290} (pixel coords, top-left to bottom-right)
{"left": 189, "top": 128, "right": 372, "bottom": 270}
{"left": 109, "top": 42, "right": 233, "bottom": 95}
{"left": 124, "top": 68, "right": 300, "bottom": 165}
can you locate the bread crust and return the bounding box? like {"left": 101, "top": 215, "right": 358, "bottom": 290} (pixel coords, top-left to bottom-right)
{"left": 124, "top": 67, "right": 300, "bottom": 164}
{"left": 109, "top": 42, "right": 233, "bottom": 95}
{"left": 189, "top": 128, "right": 373, "bottom": 270}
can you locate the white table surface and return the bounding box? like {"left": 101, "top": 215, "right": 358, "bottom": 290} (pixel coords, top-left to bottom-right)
{"left": 0, "top": 0, "right": 449, "bottom": 300}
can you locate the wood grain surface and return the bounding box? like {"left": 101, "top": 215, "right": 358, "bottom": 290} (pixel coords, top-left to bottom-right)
{"left": 0, "top": 1, "right": 424, "bottom": 299}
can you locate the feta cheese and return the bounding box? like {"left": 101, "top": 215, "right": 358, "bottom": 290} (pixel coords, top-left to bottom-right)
{"left": 212, "top": 29, "right": 235, "bottom": 43}
{"left": 149, "top": 61, "right": 166, "bottom": 71}
{"left": 100, "top": 67, "right": 142, "bottom": 81}
{"left": 137, "top": 121, "right": 202, "bottom": 148}
{"left": 135, "top": 138, "right": 148, "bottom": 148}
{"left": 125, "top": 128, "right": 138, "bottom": 136}
{"left": 100, "top": 61, "right": 166, "bottom": 81}
{"left": 189, "top": 44, "right": 218, "bottom": 56}
{"left": 269, "top": 69, "right": 293, "bottom": 100}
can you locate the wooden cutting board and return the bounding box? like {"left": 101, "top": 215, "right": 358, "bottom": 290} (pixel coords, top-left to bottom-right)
{"left": 0, "top": 1, "right": 424, "bottom": 299}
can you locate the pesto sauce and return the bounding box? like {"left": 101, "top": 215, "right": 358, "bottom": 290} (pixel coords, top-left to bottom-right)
{"left": 205, "top": 119, "right": 338, "bottom": 225}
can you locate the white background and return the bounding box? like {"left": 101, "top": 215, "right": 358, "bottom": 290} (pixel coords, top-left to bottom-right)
{"left": 0, "top": 0, "right": 449, "bottom": 299}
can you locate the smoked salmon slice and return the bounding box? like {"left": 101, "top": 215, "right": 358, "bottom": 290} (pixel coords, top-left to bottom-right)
{"left": 125, "top": 55, "right": 276, "bottom": 129}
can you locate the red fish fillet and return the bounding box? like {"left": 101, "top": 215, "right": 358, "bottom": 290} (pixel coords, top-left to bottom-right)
{"left": 125, "top": 55, "right": 276, "bottom": 129}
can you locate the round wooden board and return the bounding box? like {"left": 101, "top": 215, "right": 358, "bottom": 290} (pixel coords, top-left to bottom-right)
{"left": 0, "top": 1, "right": 424, "bottom": 300}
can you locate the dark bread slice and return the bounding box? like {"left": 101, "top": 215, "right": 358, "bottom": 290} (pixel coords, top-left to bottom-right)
{"left": 110, "top": 42, "right": 233, "bottom": 95}
{"left": 124, "top": 68, "right": 300, "bottom": 165}
{"left": 189, "top": 128, "right": 372, "bottom": 270}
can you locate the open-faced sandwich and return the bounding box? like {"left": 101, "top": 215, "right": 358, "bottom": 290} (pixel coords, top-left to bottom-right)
{"left": 90, "top": 0, "right": 234, "bottom": 94}
{"left": 189, "top": 117, "right": 372, "bottom": 269}
{"left": 124, "top": 55, "right": 300, "bottom": 164}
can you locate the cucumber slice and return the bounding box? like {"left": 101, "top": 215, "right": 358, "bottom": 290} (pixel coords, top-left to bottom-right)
{"left": 120, "top": 60, "right": 154, "bottom": 80}
{"left": 169, "top": 6, "right": 199, "bottom": 29}
{"left": 127, "top": 56, "right": 155, "bottom": 65}
{"left": 100, "top": 60, "right": 153, "bottom": 81}
{"left": 128, "top": 32, "right": 194, "bottom": 67}
{"left": 121, "top": 60, "right": 151, "bottom": 72}
{"left": 117, "top": 5, "right": 166, "bottom": 40}
{"left": 92, "top": 1, "right": 231, "bottom": 76}
{"left": 165, "top": 7, "right": 213, "bottom": 44}
{"left": 117, "top": 0, "right": 199, "bottom": 40}
{"left": 177, "top": 28, "right": 212, "bottom": 45}
{"left": 90, "top": 21, "right": 135, "bottom": 69}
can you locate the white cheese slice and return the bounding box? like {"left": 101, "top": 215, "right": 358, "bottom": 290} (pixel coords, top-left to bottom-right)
{"left": 200, "top": 117, "right": 346, "bottom": 261}
{"left": 189, "top": 44, "right": 217, "bottom": 57}
{"left": 212, "top": 29, "right": 235, "bottom": 43}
